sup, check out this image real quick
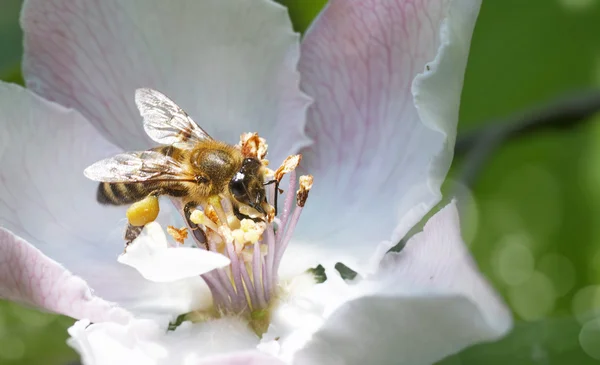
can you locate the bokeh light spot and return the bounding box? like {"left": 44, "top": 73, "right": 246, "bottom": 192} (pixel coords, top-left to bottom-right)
{"left": 484, "top": 200, "right": 524, "bottom": 236}
{"left": 572, "top": 285, "right": 600, "bottom": 324}
{"left": 0, "top": 335, "right": 25, "bottom": 360}
{"left": 537, "top": 253, "right": 576, "bottom": 296}
{"left": 494, "top": 235, "right": 535, "bottom": 286}
{"left": 557, "top": 0, "right": 596, "bottom": 12}
{"left": 508, "top": 271, "right": 556, "bottom": 321}
{"left": 579, "top": 318, "right": 600, "bottom": 360}
{"left": 500, "top": 165, "right": 562, "bottom": 245}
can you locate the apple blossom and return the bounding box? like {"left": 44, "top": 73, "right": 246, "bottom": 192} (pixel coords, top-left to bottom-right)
{"left": 0, "top": 0, "right": 512, "bottom": 364}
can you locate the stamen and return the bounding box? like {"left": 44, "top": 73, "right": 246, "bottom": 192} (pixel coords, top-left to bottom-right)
{"left": 296, "top": 175, "right": 314, "bottom": 208}
{"left": 252, "top": 241, "right": 267, "bottom": 308}
{"left": 239, "top": 260, "right": 259, "bottom": 309}
{"left": 276, "top": 170, "right": 297, "bottom": 243}
{"left": 183, "top": 135, "right": 312, "bottom": 333}
{"left": 166, "top": 226, "right": 188, "bottom": 244}
{"left": 222, "top": 229, "right": 247, "bottom": 311}
{"left": 274, "top": 155, "right": 301, "bottom": 182}
{"left": 264, "top": 224, "right": 276, "bottom": 300}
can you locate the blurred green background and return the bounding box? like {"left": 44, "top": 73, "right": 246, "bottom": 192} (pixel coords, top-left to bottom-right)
{"left": 2, "top": 0, "right": 600, "bottom": 364}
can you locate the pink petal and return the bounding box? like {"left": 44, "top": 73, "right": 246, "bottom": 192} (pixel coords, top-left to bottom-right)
{"left": 295, "top": 0, "right": 482, "bottom": 271}
{"left": 0, "top": 82, "right": 208, "bottom": 316}
{"left": 21, "top": 0, "right": 311, "bottom": 160}
{"left": 0, "top": 228, "right": 131, "bottom": 323}
{"left": 294, "top": 201, "right": 512, "bottom": 364}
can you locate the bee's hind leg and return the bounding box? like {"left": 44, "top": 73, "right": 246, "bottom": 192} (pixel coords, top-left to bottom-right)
{"left": 124, "top": 223, "right": 144, "bottom": 246}
{"left": 183, "top": 201, "right": 208, "bottom": 249}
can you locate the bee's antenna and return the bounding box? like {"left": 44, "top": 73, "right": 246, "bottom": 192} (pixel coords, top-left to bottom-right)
{"left": 264, "top": 179, "right": 280, "bottom": 216}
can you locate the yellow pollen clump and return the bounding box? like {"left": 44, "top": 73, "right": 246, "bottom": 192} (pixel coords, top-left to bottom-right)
{"left": 126, "top": 195, "right": 159, "bottom": 226}
{"left": 232, "top": 219, "right": 265, "bottom": 246}
{"left": 190, "top": 210, "right": 219, "bottom": 232}
{"left": 275, "top": 154, "right": 302, "bottom": 182}
{"left": 167, "top": 226, "right": 188, "bottom": 244}
{"left": 204, "top": 205, "right": 221, "bottom": 225}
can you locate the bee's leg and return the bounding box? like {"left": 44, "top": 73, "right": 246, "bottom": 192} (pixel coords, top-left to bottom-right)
{"left": 183, "top": 201, "right": 208, "bottom": 249}
{"left": 124, "top": 223, "right": 144, "bottom": 246}
{"left": 263, "top": 179, "right": 280, "bottom": 216}
{"left": 232, "top": 204, "right": 264, "bottom": 223}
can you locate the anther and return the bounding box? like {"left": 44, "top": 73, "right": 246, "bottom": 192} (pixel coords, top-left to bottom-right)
{"left": 296, "top": 175, "right": 313, "bottom": 207}
{"left": 274, "top": 155, "right": 302, "bottom": 182}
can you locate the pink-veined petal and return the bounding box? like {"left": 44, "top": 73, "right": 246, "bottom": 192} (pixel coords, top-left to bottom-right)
{"left": 292, "top": 201, "right": 512, "bottom": 365}
{"left": 21, "top": 0, "right": 311, "bottom": 161}
{"left": 0, "top": 82, "right": 208, "bottom": 316}
{"left": 0, "top": 228, "right": 131, "bottom": 323}
{"left": 295, "top": 0, "right": 481, "bottom": 272}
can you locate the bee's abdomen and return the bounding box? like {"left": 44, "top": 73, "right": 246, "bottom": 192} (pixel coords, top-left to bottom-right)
{"left": 96, "top": 182, "right": 153, "bottom": 205}
{"left": 97, "top": 182, "right": 189, "bottom": 205}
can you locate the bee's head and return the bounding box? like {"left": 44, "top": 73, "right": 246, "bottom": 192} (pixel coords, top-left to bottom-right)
{"left": 229, "top": 158, "right": 267, "bottom": 214}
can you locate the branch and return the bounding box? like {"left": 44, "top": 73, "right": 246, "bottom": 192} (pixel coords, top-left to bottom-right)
{"left": 455, "top": 89, "right": 600, "bottom": 187}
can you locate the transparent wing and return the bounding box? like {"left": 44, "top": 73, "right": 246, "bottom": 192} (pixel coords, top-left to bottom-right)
{"left": 135, "top": 88, "right": 212, "bottom": 148}
{"left": 84, "top": 151, "right": 194, "bottom": 183}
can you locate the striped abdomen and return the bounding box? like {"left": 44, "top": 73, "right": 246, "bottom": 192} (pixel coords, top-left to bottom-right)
{"left": 97, "top": 182, "right": 155, "bottom": 205}
{"left": 97, "top": 181, "right": 189, "bottom": 205}
{"left": 97, "top": 145, "right": 189, "bottom": 205}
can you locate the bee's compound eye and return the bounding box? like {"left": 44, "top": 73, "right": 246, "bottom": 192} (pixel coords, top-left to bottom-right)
{"left": 229, "top": 173, "right": 247, "bottom": 200}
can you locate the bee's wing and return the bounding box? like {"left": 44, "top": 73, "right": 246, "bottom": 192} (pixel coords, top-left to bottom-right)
{"left": 135, "top": 88, "right": 212, "bottom": 148}
{"left": 84, "top": 151, "right": 194, "bottom": 183}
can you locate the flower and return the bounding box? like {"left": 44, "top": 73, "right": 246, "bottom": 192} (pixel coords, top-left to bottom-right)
{"left": 0, "top": 0, "right": 512, "bottom": 364}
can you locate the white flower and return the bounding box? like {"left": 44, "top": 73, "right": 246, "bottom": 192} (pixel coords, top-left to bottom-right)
{"left": 0, "top": 0, "right": 512, "bottom": 364}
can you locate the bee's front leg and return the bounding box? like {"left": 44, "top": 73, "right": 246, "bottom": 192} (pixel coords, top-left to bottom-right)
{"left": 183, "top": 201, "right": 208, "bottom": 248}
{"left": 263, "top": 179, "right": 280, "bottom": 216}
{"left": 232, "top": 204, "right": 264, "bottom": 223}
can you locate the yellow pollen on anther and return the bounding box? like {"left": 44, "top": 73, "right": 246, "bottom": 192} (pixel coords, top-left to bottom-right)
{"left": 239, "top": 132, "right": 268, "bottom": 160}
{"left": 190, "top": 210, "right": 219, "bottom": 232}
{"left": 275, "top": 154, "right": 302, "bottom": 182}
{"left": 232, "top": 218, "right": 265, "bottom": 250}
{"left": 166, "top": 226, "right": 188, "bottom": 244}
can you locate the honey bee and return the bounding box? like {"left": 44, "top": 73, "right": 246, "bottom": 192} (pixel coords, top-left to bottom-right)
{"left": 84, "top": 88, "right": 275, "bottom": 245}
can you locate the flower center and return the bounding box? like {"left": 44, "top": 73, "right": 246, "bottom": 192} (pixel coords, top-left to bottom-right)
{"left": 183, "top": 154, "right": 312, "bottom": 335}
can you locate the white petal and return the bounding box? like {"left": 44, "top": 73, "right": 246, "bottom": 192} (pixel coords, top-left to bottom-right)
{"left": 67, "top": 319, "right": 168, "bottom": 365}
{"left": 0, "top": 228, "right": 131, "bottom": 324}
{"left": 295, "top": 0, "right": 482, "bottom": 271}
{"left": 21, "top": 0, "right": 311, "bottom": 161}
{"left": 118, "top": 223, "right": 230, "bottom": 283}
{"left": 293, "top": 201, "right": 512, "bottom": 365}
{"left": 0, "top": 82, "right": 207, "bottom": 316}
{"left": 67, "top": 317, "right": 270, "bottom": 365}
